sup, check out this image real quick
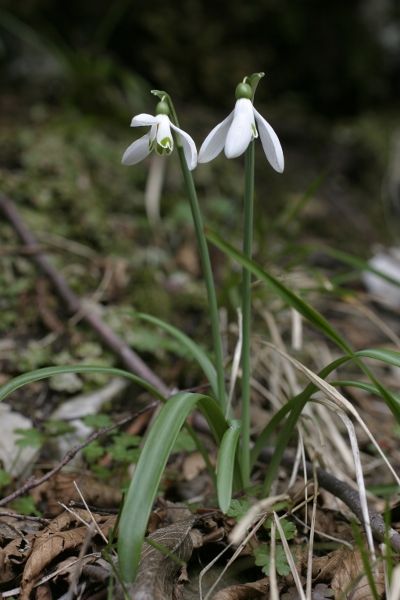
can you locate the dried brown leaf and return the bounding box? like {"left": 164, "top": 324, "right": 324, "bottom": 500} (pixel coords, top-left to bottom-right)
{"left": 330, "top": 549, "right": 385, "bottom": 600}
{"left": 0, "top": 535, "right": 34, "bottom": 584}
{"left": 40, "top": 473, "right": 121, "bottom": 515}
{"left": 115, "top": 517, "right": 195, "bottom": 600}
{"left": 53, "top": 553, "right": 99, "bottom": 584}
{"left": 34, "top": 581, "right": 52, "bottom": 600}
{"left": 313, "top": 549, "right": 351, "bottom": 582}
{"left": 19, "top": 512, "right": 116, "bottom": 600}
{"left": 211, "top": 578, "right": 270, "bottom": 600}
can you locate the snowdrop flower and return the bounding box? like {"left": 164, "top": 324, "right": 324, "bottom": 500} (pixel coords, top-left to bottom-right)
{"left": 198, "top": 83, "right": 284, "bottom": 172}
{"left": 122, "top": 100, "right": 197, "bottom": 170}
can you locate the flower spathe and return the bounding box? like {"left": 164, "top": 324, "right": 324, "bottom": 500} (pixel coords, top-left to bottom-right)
{"left": 122, "top": 102, "right": 197, "bottom": 170}
{"left": 198, "top": 85, "right": 284, "bottom": 173}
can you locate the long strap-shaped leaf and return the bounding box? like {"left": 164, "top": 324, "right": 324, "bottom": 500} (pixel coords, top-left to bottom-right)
{"left": 118, "top": 391, "right": 230, "bottom": 583}
{"left": 250, "top": 347, "right": 400, "bottom": 470}
{"left": 206, "top": 230, "right": 400, "bottom": 422}
{"left": 217, "top": 420, "right": 242, "bottom": 513}
{"left": 0, "top": 365, "right": 167, "bottom": 403}
{"left": 134, "top": 312, "right": 218, "bottom": 398}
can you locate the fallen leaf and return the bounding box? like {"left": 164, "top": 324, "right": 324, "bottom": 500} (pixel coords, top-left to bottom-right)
{"left": 330, "top": 548, "right": 385, "bottom": 600}
{"left": 211, "top": 578, "right": 270, "bottom": 600}
{"left": 34, "top": 581, "right": 52, "bottom": 600}
{"left": 19, "top": 511, "right": 116, "bottom": 600}
{"left": 114, "top": 517, "right": 195, "bottom": 600}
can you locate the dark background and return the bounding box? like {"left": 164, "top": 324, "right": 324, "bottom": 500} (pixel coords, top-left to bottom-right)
{"left": 1, "top": 0, "right": 400, "bottom": 115}
{"left": 1, "top": 0, "right": 400, "bottom": 252}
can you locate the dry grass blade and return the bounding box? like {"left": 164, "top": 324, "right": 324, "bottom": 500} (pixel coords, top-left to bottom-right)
{"left": 260, "top": 342, "right": 396, "bottom": 566}
{"left": 291, "top": 308, "right": 303, "bottom": 351}
{"left": 388, "top": 564, "right": 400, "bottom": 600}
{"left": 263, "top": 342, "right": 400, "bottom": 485}
{"left": 73, "top": 481, "right": 110, "bottom": 546}
{"left": 269, "top": 519, "right": 279, "bottom": 600}
{"left": 229, "top": 494, "right": 289, "bottom": 545}
{"left": 313, "top": 397, "right": 376, "bottom": 566}
{"left": 226, "top": 308, "right": 243, "bottom": 418}
{"left": 306, "top": 459, "right": 318, "bottom": 600}
{"left": 63, "top": 522, "right": 95, "bottom": 600}
{"left": 202, "top": 515, "right": 269, "bottom": 600}
{"left": 273, "top": 511, "right": 306, "bottom": 600}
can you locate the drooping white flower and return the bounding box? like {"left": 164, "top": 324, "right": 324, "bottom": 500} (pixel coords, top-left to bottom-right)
{"left": 198, "top": 83, "right": 284, "bottom": 172}
{"left": 122, "top": 101, "right": 197, "bottom": 170}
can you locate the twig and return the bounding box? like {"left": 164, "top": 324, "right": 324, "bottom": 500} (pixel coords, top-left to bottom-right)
{"left": 260, "top": 446, "right": 400, "bottom": 554}
{"left": 0, "top": 510, "right": 51, "bottom": 525}
{"left": 0, "top": 245, "right": 44, "bottom": 255}
{"left": 0, "top": 401, "right": 158, "bottom": 507}
{"left": 0, "top": 193, "right": 170, "bottom": 397}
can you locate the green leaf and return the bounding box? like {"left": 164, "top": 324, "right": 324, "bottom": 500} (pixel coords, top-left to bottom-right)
{"left": 43, "top": 420, "right": 76, "bottom": 436}
{"left": 117, "top": 391, "right": 230, "bottom": 583}
{"left": 83, "top": 440, "right": 107, "bottom": 461}
{"left": 0, "top": 365, "right": 167, "bottom": 404}
{"left": 227, "top": 498, "right": 252, "bottom": 521}
{"left": 265, "top": 518, "right": 296, "bottom": 540}
{"left": 0, "top": 468, "right": 11, "bottom": 488}
{"left": 82, "top": 414, "right": 114, "bottom": 428}
{"left": 217, "top": 420, "right": 242, "bottom": 513}
{"left": 254, "top": 544, "right": 294, "bottom": 576}
{"left": 12, "top": 497, "right": 40, "bottom": 516}
{"left": 108, "top": 433, "right": 141, "bottom": 462}
{"left": 14, "top": 428, "right": 46, "bottom": 449}
{"left": 134, "top": 313, "right": 218, "bottom": 398}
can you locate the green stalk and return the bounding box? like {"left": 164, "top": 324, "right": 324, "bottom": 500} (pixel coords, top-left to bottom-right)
{"left": 241, "top": 140, "right": 255, "bottom": 487}
{"left": 151, "top": 90, "right": 226, "bottom": 410}
{"left": 176, "top": 145, "right": 227, "bottom": 412}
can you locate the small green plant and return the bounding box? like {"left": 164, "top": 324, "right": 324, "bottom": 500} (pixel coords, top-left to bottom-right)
{"left": 227, "top": 498, "right": 253, "bottom": 521}
{"left": 254, "top": 544, "right": 296, "bottom": 576}
{"left": 81, "top": 417, "right": 141, "bottom": 476}
{"left": 0, "top": 468, "right": 11, "bottom": 488}
{"left": 12, "top": 496, "right": 41, "bottom": 516}
{"left": 265, "top": 517, "right": 296, "bottom": 540}
{"left": 14, "top": 420, "right": 76, "bottom": 452}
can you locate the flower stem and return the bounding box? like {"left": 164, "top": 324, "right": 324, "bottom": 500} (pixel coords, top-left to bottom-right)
{"left": 241, "top": 140, "right": 255, "bottom": 487}
{"left": 176, "top": 145, "right": 227, "bottom": 412}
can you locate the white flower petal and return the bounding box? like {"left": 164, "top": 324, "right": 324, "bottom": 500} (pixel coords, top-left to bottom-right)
{"left": 224, "top": 98, "right": 256, "bottom": 159}
{"left": 122, "top": 131, "right": 152, "bottom": 165}
{"left": 170, "top": 123, "right": 198, "bottom": 170}
{"left": 130, "top": 113, "right": 160, "bottom": 128}
{"left": 253, "top": 108, "right": 284, "bottom": 173}
{"left": 198, "top": 111, "right": 234, "bottom": 163}
{"left": 156, "top": 115, "right": 173, "bottom": 153}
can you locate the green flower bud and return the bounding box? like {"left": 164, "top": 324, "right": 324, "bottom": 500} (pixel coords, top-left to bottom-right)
{"left": 235, "top": 83, "right": 252, "bottom": 101}
{"left": 156, "top": 101, "right": 170, "bottom": 116}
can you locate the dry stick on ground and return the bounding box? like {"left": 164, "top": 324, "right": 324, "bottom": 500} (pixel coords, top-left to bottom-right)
{"left": 1, "top": 193, "right": 399, "bottom": 554}
{"left": 0, "top": 401, "right": 158, "bottom": 507}
{"left": 260, "top": 446, "right": 400, "bottom": 553}
{"left": 0, "top": 193, "right": 170, "bottom": 398}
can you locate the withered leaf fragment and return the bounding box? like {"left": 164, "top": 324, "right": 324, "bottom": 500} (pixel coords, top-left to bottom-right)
{"left": 114, "top": 517, "right": 196, "bottom": 600}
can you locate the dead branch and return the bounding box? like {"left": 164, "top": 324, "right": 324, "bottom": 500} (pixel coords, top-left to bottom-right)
{"left": 0, "top": 193, "right": 170, "bottom": 397}
{"left": 260, "top": 446, "right": 400, "bottom": 554}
